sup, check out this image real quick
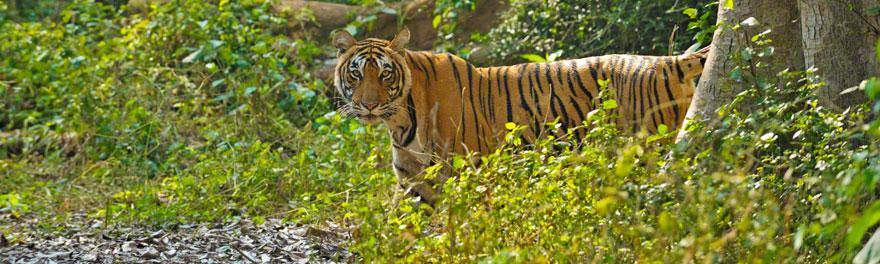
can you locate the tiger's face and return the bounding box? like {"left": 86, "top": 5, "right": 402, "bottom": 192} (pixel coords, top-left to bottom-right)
{"left": 333, "top": 28, "right": 412, "bottom": 124}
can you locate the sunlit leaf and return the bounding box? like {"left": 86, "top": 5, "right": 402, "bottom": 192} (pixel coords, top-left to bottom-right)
{"left": 520, "top": 53, "right": 546, "bottom": 63}
{"left": 683, "top": 8, "right": 698, "bottom": 19}
{"left": 848, "top": 201, "right": 880, "bottom": 250}
{"left": 432, "top": 15, "right": 442, "bottom": 28}
{"left": 602, "top": 99, "right": 618, "bottom": 110}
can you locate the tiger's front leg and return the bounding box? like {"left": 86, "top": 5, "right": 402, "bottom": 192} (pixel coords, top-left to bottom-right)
{"left": 391, "top": 147, "right": 440, "bottom": 206}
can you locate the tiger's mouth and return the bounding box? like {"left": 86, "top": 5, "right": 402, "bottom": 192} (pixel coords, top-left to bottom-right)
{"left": 339, "top": 103, "right": 399, "bottom": 124}
{"left": 358, "top": 114, "right": 381, "bottom": 124}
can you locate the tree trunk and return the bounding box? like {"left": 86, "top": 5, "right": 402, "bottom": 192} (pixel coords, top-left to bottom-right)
{"left": 799, "top": 0, "right": 880, "bottom": 110}
{"left": 676, "top": 0, "right": 803, "bottom": 142}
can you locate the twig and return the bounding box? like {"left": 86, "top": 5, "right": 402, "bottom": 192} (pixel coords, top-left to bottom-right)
{"left": 232, "top": 245, "right": 258, "bottom": 264}
{"left": 669, "top": 24, "right": 679, "bottom": 56}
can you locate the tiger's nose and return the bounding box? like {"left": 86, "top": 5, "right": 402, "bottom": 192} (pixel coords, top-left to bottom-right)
{"left": 362, "top": 102, "right": 379, "bottom": 110}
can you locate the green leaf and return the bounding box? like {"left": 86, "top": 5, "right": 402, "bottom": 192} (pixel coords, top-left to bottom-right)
{"left": 848, "top": 201, "right": 880, "bottom": 250}
{"left": 657, "top": 124, "right": 669, "bottom": 135}
{"left": 868, "top": 6, "right": 880, "bottom": 16}
{"left": 602, "top": 100, "right": 618, "bottom": 110}
{"left": 520, "top": 54, "right": 546, "bottom": 63}
{"left": 432, "top": 15, "right": 442, "bottom": 28}
{"left": 875, "top": 40, "right": 880, "bottom": 63}
{"left": 505, "top": 122, "right": 517, "bottom": 130}
{"left": 683, "top": 8, "right": 698, "bottom": 19}
{"left": 863, "top": 78, "right": 880, "bottom": 100}
{"left": 452, "top": 156, "right": 467, "bottom": 169}
{"left": 730, "top": 68, "right": 743, "bottom": 82}
{"left": 725, "top": 0, "right": 734, "bottom": 9}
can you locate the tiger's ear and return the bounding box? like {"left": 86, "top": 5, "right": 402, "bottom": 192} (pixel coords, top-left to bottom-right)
{"left": 333, "top": 30, "right": 357, "bottom": 55}
{"left": 389, "top": 27, "right": 410, "bottom": 53}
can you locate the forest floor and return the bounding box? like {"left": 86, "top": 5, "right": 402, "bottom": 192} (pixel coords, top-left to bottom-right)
{"left": 0, "top": 214, "right": 353, "bottom": 263}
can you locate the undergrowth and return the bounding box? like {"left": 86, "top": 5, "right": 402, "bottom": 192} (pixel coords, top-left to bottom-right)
{"left": 1, "top": 0, "right": 879, "bottom": 263}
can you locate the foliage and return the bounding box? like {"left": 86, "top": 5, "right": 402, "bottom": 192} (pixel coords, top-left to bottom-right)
{"left": 487, "top": 0, "right": 717, "bottom": 64}
{"left": 1, "top": 1, "right": 879, "bottom": 263}
{"left": 2, "top": 0, "right": 69, "bottom": 21}
{"left": 0, "top": 0, "right": 377, "bottom": 226}
{"left": 346, "top": 63, "right": 879, "bottom": 261}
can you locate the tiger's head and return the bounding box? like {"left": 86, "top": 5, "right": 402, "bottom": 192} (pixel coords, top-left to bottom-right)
{"left": 332, "top": 28, "right": 412, "bottom": 125}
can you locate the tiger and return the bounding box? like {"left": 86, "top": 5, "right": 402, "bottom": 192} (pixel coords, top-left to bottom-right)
{"left": 332, "top": 27, "right": 709, "bottom": 204}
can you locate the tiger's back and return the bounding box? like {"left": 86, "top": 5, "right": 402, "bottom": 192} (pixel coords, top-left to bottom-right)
{"left": 402, "top": 48, "right": 709, "bottom": 155}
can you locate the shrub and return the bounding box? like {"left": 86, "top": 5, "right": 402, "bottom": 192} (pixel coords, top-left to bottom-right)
{"left": 486, "top": 0, "right": 716, "bottom": 64}
{"left": 0, "top": 0, "right": 347, "bottom": 223}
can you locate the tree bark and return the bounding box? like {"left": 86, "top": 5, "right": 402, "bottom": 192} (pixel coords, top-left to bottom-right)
{"left": 676, "top": 0, "right": 803, "bottom": 142}
{"left": 799, "top": 0, "right": 880, "bottom": 110}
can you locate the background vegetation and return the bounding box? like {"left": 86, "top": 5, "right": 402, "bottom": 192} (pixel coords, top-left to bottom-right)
{"left": 1, "top": 0, "right": 878, "bottom": 262}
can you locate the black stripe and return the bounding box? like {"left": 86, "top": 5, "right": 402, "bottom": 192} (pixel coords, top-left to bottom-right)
{"left": 393, "top": 59, "right": 406, "bottom": 98}
{"left": 495, "top": 68, "right": 504, "bottom": 122}
{"left": 586, "top": 59, "right": 601, "bottom": 105}
{"left": 647, "top": 63, "right": 664, "bottom": 128}
{"left": 674, "top": 57, "right": 685, "bottom": 81}
{"left": 639, "top": 61, "right": 657, "bottom": 131}
{"left": 401, "top": 94, "right": 418, "bottom": 147}
{"left": 544, "top": 62, "right": 554, "bottom": 96}
{"left": 610, "top": 57, "right": 623, "bottom": 113}
{"left": 633, "top": 59, "right": 647, "bottom": 130}
{"left": 478, "top": 69, "right": 488, "bottom": 128}
{"left": 421, "top": 53, "right": 438, "bottom": 78}
{"left": 546, "top": 63, "right": 560, "bottom": 126}
{"left": 533, "top": 63, "right": 545, "bottom": 94}
{"left": 551, "top": 63, "right": 571, "bottom": 130}
{"left": 626, "top": 58, "right": 638, "bottom": 132}
{"left": 525, "top": 65, "right": 543, "bottom": 137}
{"left": 406, "top": 52, "right": 429, "bottom": 83}
{"left": 552, "top": 92, "right": 569, "bottom": 130}
{"left": 661, "top": 58, "right": 679, "bottom": 124}
{"left": 449, "top": 55, "right": 466, "bottom": 152}
{"left": 519, "top": 64, "right": 540, "bottom": 138}
{"left": 354, "top": 45, "right": 372, "bottom": 54}
{"left": 527, "top": 65, "right": 544, "bottom": 118}
{"left": 487, "top": 68, "right": 495, "bottom": 123}
{"left": 466, "top": 63, "right": 483, "bottom": 153}
{"left": 554, "top": 62, "right": 571, "bottom": 129}
{"left": 502, "top": 67, "right": 513, "bottom": 123}
{"left": 569, "top": 60, "right": 594, "bottom": 107}
{"left": 568, "top": 96, "right": 586, "bottom": 139}
{"left": 614, "top": 57, "right": 633, "bottom": 130}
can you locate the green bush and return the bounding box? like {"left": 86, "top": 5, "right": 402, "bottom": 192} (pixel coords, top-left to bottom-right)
{"left": 0, "top": 0, "right": 355, "bottom": 223}
{"left": 350, "top": 68, "right": 878, "bottom": 262}
{"left": 2, "top": 1, "right": 879, "bottom": 263}
{"left": 486, "top": 0, "right": 716, "bottom": 64}
{"left": 347, "top": 23, "right": 879, "bottom": 262}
